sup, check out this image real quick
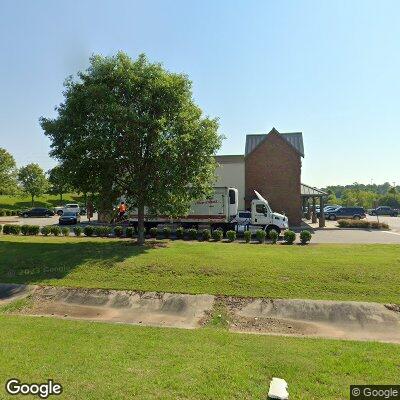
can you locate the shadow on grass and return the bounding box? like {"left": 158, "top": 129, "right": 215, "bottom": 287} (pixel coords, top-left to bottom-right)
{"left": 0, "top": 239, "right": 149, "bottom": 285}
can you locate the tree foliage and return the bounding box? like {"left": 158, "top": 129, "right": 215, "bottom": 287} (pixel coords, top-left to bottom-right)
{"left": 40, "top": 52, "right": 222, "bottom": 243}
{"left": 48, "top": 165, "right": 71, "bottom": 202}
{"left": 0, "top": 148, "right": 18, "bottom": 195}
{"left": 18, "top": 163, "right": 48, "bottom": 205}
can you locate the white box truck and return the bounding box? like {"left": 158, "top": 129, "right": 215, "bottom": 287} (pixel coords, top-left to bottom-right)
{"left": 127, "top": 188, "right": 288, "bottom": 234}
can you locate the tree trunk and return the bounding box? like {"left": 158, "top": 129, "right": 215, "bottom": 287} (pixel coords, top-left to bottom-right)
{"left": 138, "top": 203, "right": 145, "bottom": 245}
{"left": 60, "top": 193, "right": 63, "bottom": 202}
{"left": 31, "top": 195, "right": 34, "bottom": 207}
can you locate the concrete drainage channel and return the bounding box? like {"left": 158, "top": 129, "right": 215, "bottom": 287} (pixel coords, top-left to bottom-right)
{"left": 1, "top": 283, "right": 399, "bottom": 343}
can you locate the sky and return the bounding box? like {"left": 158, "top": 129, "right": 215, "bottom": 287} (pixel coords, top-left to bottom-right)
{"left": 0, "top": 0, "right": 399, "bottom": 188}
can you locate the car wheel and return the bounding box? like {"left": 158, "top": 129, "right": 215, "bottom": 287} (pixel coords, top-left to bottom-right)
{"left": 353, "top": 215, "right": 361, "bottom": 220}
{"left": 329, "top": 215, "right": 336, "bottom": 221}
{"left": 57, "top": 210, "right": 63, "bottom": 216}
{"left": 22, "top": 213, "right": 28, "bottom": 218}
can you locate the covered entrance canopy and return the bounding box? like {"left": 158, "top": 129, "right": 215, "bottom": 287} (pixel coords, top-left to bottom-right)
{"left": 301, "top": 183, "right": 328, "bottom": 227}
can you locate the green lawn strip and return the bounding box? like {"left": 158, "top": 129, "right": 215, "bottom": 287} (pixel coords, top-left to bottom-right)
{"left": 0, "top": 236, "right": 399, "bottom": 303}
{"left": 0, "top": 193, "right": 83, "bottom": 210}
{"left": 0, "top": 315, "right": 398, "bottom": 400}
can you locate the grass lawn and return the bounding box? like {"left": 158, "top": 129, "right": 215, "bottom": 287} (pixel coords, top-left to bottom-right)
{"left": 0, "top": 315, "right": 399, "bottom": 400}
{"left": 0, "top": 193, "right": 83, "bottom": 210}
{"left": 0, "top": 236, "right": 399, "bottom": 303}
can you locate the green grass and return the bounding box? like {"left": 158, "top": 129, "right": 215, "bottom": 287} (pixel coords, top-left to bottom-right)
{"left": 0, "top": 315, "right": 398, "bottom": 400}
{"left": 0, "top": 236, "right": 399, "bottom": 303}
{"left": 0, "top": 193, "right": 83, "bottom": 210}
{"left": 0, "top": 296, "right": 33, "bottom": 314}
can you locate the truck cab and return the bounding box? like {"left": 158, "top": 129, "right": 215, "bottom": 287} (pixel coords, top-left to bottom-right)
{"left": 250, "top": 191, "right": 289, "bottom": 234}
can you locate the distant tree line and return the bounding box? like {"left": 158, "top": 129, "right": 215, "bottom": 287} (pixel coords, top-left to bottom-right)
{"left": 323, "top": 182, "right": 399, "bottom": 209}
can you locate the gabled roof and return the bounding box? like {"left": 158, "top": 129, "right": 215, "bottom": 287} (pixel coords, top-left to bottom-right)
{"left": 301, "top": 183, "right": 327, "bottom": 197}
{"left": 245, "top": 128, "right": 304, "bottom": 157}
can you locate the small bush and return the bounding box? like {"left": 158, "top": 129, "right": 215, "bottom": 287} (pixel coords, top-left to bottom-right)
{"left": 84, "top": 225, "right": 94, "bottom": 237}
{"left": 125, "top": 226, "right": 134, "bottom": 238}
{"left": 0, "top": 210, "right": 5, "bottom": 216}
{"left": 162, "top": 227, "right": 171, "bottom": 239}
{"left": 300, "top": 230, "right": 312, "bottom": 244}
{"left": 226, "top": 230, "right": 236, "bottom": 242}
{"left": 187, "top": 228, "right": 198, "bottom": 240}
{"left": 175, "top": 227, "right": 184, "bottom": 239}
{"left": 10, "top": 225, "right": 21, "bottom": 235}
{"left": 73, "top": 226, "right": 83, "bottom": 237}
{"left": 11, "top": 210, "right": 18, "bottom": 216}
{"left": 283, "top": 230, "right": 296, "bottom": 245}
{"left": 62, "top": 227, "right": 70, "bottom": 236}
{"left": 51, "top": 226, "right": 62, "bottom": 236}
{"left": 5, "top": 209, "right": 12, "bottom": 216}
{"left": 212, "top": 229, "right": 223, "bottom": 242}
{"left": 28, "top": 225, "right": 40, "bottom": 236}
{"left": 201, "top": 229, "right": 211, "bottom": 241}
{"left": 244, "top": 230, "right": 252, "bottom": 243}
{"left": 114, "top": 226, "right": 123, "bottom": 237}
{"left": 149, "top": 227, "right": 158, "bottom": 238}
{"left": 3, "top": 224, "right": 10, "bottom": 234}
{"left": 21, "top": 225, "right": 30, "bottom": 235}
{"left": 256, "top": 230, "right": 266, "bottom": 243}
{"left": 0, "top": 225, "right": 2, "bottom": 234}
{"left": 337, "top": 219, "right": 389, "bottom": 230}
{"left": 40, "top": 226, "right": 51, "bottom": 236}
{"left": 268, "top": 230, "right": 279, "bottom": 244}
{"left": 95, "top": 226, "right": 112, "bottom": 237}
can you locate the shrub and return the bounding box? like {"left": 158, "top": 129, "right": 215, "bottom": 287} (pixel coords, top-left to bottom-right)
{"left": 73, "top": 226, "right": 83, "bottom": 237}
{"left": 0, "top": 210, "right": 5, "bottom": 216}
{"left": 125, "top": 226, "right": 134, "bottom": 238}
{"left": 28, "top": 225, "right": 40, "bottom": 236}
{"left": 0, "top": 225, "right": 2, "bottom": 234}
{"left": 95, "top": 226, "right": 112, "bottom": 237}
{"left": 62, "top": 227, "right": 70, "bottom": 236}
{"left": 256, "top": 229, "right": 266, "bottom": 243}
{"left": 175, "top": 227, "right": 184, "bottom": 239}
{"left": 11, "top": 210, "right": 18, "bottom": 216}
{"left": 114, "top": 226, "right": 124, "bottom": 237}
{"left": 187, "top": 228, "right": 198, "bottom": 240}
{"left": 226, "top": 230, "right": 236, "bottom": 242}
{"left": 162, "top": 227, "right": 171, "bottom": 239}
{"left": 283, "top": 230, "right": 296, "bottom": 245}
{"left": 84, "top": 225, "right": 94, "bottom": 237}
{"left": 337, "top": 219, "right": 389, "bottom": 230}
{"left": 21, "top": 225, "right": 30, "bottom": 235}
{"left": 268, "top": 229, "right": 279, "bottom": 244}
{"left": 300, "top": 230, "right": 312, "bottom": 245}
{"left": 201, "top": 229, "right": 211, "bottom": 241}
{"left": 3, "top": 224, "right": 21, "bottom": 235}
{"left": 40, "top": 226, "right": 51, "bottom": 236}
{"left": 149, "top": 227, "right": 158, "bottom": 238}
{"left": 244, "top": 230, "right": 252, "bottom": 243}
{"left": 5, "top": 209, "right": 12, "bottom": 216}
{"left": 212, "top": 229, "right": 223, "bottom": 242}
{"left": 51, "top": 226, "right": 62, "bottom": 236}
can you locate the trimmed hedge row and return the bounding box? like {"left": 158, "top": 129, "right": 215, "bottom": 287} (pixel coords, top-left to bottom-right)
{"left": 0, "top": 209, "right": 20, "bottom": 216}
{"left": 0, "top": 223, "right": 312, "bottom": 244}
{"left": 337, "top": 219, "right": 389, "bottom": 230}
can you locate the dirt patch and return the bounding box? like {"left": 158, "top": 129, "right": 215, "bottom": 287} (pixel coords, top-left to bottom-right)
{"left": 2, "top": 284, "right": 400, "bottom": 343}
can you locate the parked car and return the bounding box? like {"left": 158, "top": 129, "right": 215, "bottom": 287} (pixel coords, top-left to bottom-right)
{"left": 54, "top": 203, "right": 81, "bottom": 216}
{"left": 19, "top": 208, "right": 55, "bottom": 218}
{"left": 317, "top": 205, "right": 340, "bottom": 217}
{"left": 324, "top": 206, "right": 366, "bottom": 220}
{"left": 59, "top": 211, "right": 81, "bottom": 225}
{"left": 369, "top": 206, "right": 398, "bottom": 217}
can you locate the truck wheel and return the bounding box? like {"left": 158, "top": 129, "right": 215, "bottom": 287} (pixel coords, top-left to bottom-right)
{"left": 57, "top": 210, "right": 63, "bottom": 216}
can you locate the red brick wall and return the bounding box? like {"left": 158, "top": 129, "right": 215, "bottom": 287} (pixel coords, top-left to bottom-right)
{"left": 245, "top": 131, "right": 302, "bottom": 226}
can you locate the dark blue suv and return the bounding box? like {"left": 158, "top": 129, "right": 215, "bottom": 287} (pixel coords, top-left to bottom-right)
{"left": 325, "top": 207, "right": 366, "bottom": 221}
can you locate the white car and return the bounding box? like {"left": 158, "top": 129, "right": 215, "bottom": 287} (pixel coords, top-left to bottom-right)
{"left": 54, "top": 203, "right": 80, "bottom": 216}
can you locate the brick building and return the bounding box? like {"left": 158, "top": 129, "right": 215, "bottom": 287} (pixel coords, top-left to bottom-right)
{"left": 215, "top": 128, "right": 304, "bottom": 226}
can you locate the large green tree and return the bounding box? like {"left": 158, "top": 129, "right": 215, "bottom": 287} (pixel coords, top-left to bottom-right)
{"left": 0, "top": 148, "right": 18, "bottom": 195}
{"left": 48, "top": 165, "right": 71, "bottom": 202}
{"left": 18, "top": 163, "right": 48, "bottom": 206}
{"left": 41, "top": 52, "right": 221, "bottom": 243}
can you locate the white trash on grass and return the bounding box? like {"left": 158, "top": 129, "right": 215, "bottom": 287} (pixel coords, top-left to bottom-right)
{"left": 268, "top": 377, "right": 289, "bottom": 400}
